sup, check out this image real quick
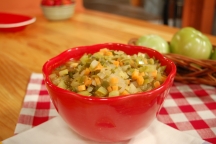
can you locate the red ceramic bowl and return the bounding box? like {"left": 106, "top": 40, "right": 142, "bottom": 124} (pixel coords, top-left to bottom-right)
{"left": 42, "top": 43, "right": 176, "bottom": 142}
{"left": 0, "top": 12, "right": 36, "bottom": 32}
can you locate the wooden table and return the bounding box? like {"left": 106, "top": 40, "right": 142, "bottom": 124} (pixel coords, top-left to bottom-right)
{"left": 0, "top": 9, "right": 216, "bottom": 142}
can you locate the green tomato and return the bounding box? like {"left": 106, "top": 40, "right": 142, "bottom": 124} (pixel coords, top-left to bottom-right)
{"left": 136, "top": 34, "right": 170, "bottom": 54}
{"left": 170, "top": 27, "right": 212, "bottom": 59}
{"left": 210, "top": 49, "right": 216, "bottom": 60}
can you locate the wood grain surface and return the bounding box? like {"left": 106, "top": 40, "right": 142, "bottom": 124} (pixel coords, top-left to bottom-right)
{"left": 0, "top": 9, "right": 216, "bottom": 141}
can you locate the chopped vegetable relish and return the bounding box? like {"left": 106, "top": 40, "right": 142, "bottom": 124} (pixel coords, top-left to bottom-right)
{"left": 49, "top": 48, "right": 167, "bottom": 97}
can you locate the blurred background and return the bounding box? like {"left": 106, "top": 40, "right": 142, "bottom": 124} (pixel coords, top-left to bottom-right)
{"left": 83, "top": 0, "right": 216, "bottom": 35}
{"left": 0, "top": 0, "right": 215, "bottom": 35}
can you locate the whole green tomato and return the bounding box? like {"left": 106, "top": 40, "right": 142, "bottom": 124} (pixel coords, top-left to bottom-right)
{"left": 170, "top": 27, "right": 212, "bottom": 59}
{"left": 136, "top": 34, "right": 170, "bottom": 54}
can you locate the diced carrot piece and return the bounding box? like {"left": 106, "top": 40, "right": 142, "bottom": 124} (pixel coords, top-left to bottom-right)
{"left": 154, "top": 81, "right": 160, "bottom": 88}
{"left": 107, "top": 86, "right": 112, "bottom": 92}
{"left": 84, "top": 77, "right": 88, "bottom": 85}
{"left": 85, "top": 68, "right": 91, "bottom": 75}
{"left": 110, "top": 77, "right": 118, "bottom": 85}
{"left": 161, "top": 75, "right": 167, "bottom": 82}
{"left": 139, "top": 72, "right": 145, "bottom": 76}
{"left": 100, "top": 48, "right": 109, "bottom": 54}
{"left": 137, "top": 76, "right": 144, "bottom": 86}
{"left": 112, "top": 85, "right": 118, "bottom": 91}
{"left": 120, "top": 90, "right": 129, "bottom": 95}
{"left": 113, "top": 61, "right": 119, "bottom": 67}
{"left": 95, "top": 77, "right": 101, "bottom": 86}
{"left": 71, "top": 63, "right": 78, "bottom": 68}
{"left": 132, "top": 70, "right": 139, "bottom": 80}
{"left": 104, "top": 51, "right": 113, "bottom": 56}
{"left": 84, "top": 77, "right": 92, "bottom": 86}
{"left": 143, "top": 59, "right": 148, "bottom": 64}
{"left": 117, "top": 58, "right": 122, "bottom": 65}
{"left": 94, "top": 63, "right": 103, "bottom": 71}
{"left": 151, "top": 70, "right": 157, "bottom": 78}
{"left": 77, "top": 85, "right": 86, "bottom": 91}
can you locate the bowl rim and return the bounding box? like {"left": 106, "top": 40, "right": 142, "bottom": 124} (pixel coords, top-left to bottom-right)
{"left": 42, "top": 43, "right": 176, "bottom": 102}
{"left": 0, "top": 12, "right": 36, "bottom": 28}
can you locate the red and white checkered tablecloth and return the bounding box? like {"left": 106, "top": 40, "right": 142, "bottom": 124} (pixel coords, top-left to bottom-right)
{"left": 15, "top": 73, "right": 216, "bottom": 143}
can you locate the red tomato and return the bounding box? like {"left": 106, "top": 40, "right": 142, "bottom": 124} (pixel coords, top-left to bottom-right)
{"left": 41, "top": 0, "right": 74, "bottom": 6}
{"left": 41, "top": 0, "right": 55, "bottom": 6}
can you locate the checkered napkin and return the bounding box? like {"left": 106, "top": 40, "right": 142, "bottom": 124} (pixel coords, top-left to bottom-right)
{"left": 15, "top": 73, "right": 216, "bottom": 143}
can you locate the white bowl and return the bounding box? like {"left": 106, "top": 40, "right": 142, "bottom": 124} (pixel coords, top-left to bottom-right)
{"left": 41, "top": 4, "right": 75, "bottom": 21}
